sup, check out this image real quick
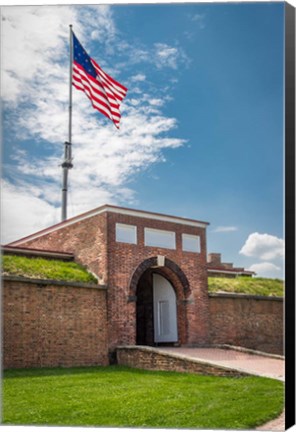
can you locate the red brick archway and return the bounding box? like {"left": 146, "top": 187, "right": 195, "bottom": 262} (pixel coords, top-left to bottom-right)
{"left": 129, "top": 257, "right": 191, "bottom": 346}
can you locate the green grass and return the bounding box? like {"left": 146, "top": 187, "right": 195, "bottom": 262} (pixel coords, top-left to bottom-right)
{"left": 208, "top": 276, "right": 284, "bottom": 297}
{"left": 3, "top": 366, "right": 284, "bottom": 429}
{"left": 2, "top": 255, "right": 97, "bottom": 284}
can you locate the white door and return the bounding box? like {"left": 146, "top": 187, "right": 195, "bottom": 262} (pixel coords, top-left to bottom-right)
{"left": 153, "top": 273, "right": 178, "bottom": 343}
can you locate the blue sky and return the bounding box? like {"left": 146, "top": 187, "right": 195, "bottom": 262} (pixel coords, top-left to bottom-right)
{"left": 1, "top": 2, "right": 286, "bottom": 278}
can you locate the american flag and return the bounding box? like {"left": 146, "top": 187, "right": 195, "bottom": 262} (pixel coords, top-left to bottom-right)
{"left": 72, "top": 32, "right": 128, "bottom": 129}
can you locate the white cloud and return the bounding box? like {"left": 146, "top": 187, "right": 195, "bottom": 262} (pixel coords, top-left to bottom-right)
{"left": 154, "top": 44, "right": 179, "bottom": 69}
{"left": 213, "top": 226, "right": 238, "bottom": 233}
{"left": 2, "top": 6, "right": 73, "bottom": 105}
{"left": 2, "top": 5, "right": 188, "bottom": 243}
{"left": 239, "top": 232, "right": 284, "bottom": 261}
{"left": 249, "top": 262, "right": 282, "bottom": 279}
{"left": 190, "top": 13, "right": 206, "bottom": 29}
{"left": 154, "top": 43, "right": 190, "bottom": 69}
{"left": 131, "top": 74, "right": 146, "bottom": 82}
{"left": 1, "top": 180, "right": 60, "bottom": 244}
{"left": 1, "top": 5, "right": 116, "bottom": 106}
{"left": 118, "top": 41, "right": 189, "bottom": 71}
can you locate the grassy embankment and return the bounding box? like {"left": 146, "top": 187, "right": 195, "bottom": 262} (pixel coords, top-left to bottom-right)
{"left": 2, "top": 255, "right": 284, "bottom": 296}
{"left": 208, "top": 276, "right": 284, "bottom": 297}
{"left": 2, "top": 254, "right": 97, "bottom": 284}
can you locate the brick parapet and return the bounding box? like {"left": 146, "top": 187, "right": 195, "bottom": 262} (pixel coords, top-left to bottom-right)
{"left": 208, "top": 294, "right": 283, "bottom": 355}
{"left": 116, "top": 346, "right": 251, "bottom": 377}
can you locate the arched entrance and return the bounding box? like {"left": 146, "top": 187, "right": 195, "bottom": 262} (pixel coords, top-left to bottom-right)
{"left": 131, "top": 257, "right": 190, "bottom": 346}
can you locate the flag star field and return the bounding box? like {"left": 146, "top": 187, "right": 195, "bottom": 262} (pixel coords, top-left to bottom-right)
{"left": 1, "top": 2, "right": 286, "bottom": 278}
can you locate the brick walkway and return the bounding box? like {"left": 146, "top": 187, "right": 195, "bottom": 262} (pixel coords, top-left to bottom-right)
{"left": 159, "top": 347, "right": 285, "bottom": 430}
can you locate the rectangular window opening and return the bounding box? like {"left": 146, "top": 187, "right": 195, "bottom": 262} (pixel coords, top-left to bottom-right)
{"left": 182, "top": 234, "right": 201, "bottom": 253}
{"left": 116, "top": 223, "right": 137, "bottom": 244}
{"left": 144, "top": 228, "right": 176, "bottom": 250}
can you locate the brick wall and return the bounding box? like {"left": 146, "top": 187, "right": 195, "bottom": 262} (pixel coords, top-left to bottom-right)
{"left": 3, "top": 275, "right": 284, "bottom": 370}
{"left": 3, "top": 277, "right": 109, "bottom": 368}
{"left": 208, "top": 293, "right": 283, "bottom": 355}
{"left": 116, "top": 346, "right": 249, "bottom": 377}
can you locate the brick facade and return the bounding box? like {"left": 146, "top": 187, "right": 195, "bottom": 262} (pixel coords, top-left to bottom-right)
{"left": 12, "top": 213, "right": 108, "bottom": 284}
{"left": 10, "top": 206, "right": 210, "bottom": 356}
{"left": 3, "top": 277, "right": 109, "bottom": 369}
{"left": 105, "top": 211, "right": 210, "bottom": 351}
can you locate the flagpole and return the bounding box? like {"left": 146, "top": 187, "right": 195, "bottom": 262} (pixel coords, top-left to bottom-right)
{"left": 61, "top": 24, "right": 74, "bottom": 221}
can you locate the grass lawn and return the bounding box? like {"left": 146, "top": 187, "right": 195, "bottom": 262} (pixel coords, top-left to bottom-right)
{"left": 208, "top": 276, "right": 284, "bottom": 297}
{"left": 2, "top": 254, "right": 97, "bottom": 284}
{"left": 3, "top": 366, "right": 284, "bottom": 429}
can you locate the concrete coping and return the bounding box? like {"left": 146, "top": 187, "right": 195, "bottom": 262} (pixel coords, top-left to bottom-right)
{"left": 2, "top": 245, "right": 74, "bottom": 261}
{"left": 208, "top": 292, "right": 284, "bottom": 301}
{"left": 214, "top": 344, "right": 285, "bottom": 360}
{"left": 2, "top": 275, "right": 107, "bottom": 290}
{"left": 116, "top": 345, "right": 254, "bottom": 377}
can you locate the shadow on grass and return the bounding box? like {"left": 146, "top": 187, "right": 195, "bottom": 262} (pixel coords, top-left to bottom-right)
{"left": 4, "top": 365, "right": 216, "bottom": 379}
{"left": 3, "top": 365, "right": 135, "bottom": 379}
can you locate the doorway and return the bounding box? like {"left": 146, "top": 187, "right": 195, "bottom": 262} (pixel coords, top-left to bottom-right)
{"left": 136, "top": 270, "right": 178, "bottom": 345}
{"left": 153, "top": 273, "right": 178, "bottom": 343}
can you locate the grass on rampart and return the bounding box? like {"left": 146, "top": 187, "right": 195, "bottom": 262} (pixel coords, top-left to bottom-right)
{"left": 208, "top": 276, "right": 284, "bottom": 297}
{"left": 3, "top": 366, "right": 284, "bottom": 429}
{"left": 2, "top": 255, "right": 284, "bottom": 295}
{"left": 2, "top": 254, "right": 97, "bottom": 284}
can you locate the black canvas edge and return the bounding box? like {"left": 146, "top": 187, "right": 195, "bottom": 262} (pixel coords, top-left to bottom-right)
{"left": 285, "top": 1, "right": 296, "bottom": 430}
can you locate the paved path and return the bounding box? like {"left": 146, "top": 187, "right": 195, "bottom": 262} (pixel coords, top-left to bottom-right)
{"left": 159, "top": 347, "right": 284, "bottom": 380}
{"left": 159, "top": 347, "right": 285, "bottom": 430}
{"left": 256, "top": 410, "right": 285, "bottom": 431}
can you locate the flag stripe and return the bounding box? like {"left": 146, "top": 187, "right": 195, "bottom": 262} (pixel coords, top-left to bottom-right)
{"left": 73, "top": 78, "right": 121, "bottom": 122}
{"left": 72, "top": 31, "right": 127, "bottom": 128}
{"left": 73, "top": 62, "right": 120, "bottom": 107}
{"left": 73, "top": 69, "right": 121, "bottom": 123}
{"left": 73, "top": 64, "right": 121, "bottom": 119}
{"left": 73, "top": 64, "right": 121, "bottom": 112}
{"left": 91, "top": 58, "right": 128, "bottom": 93}
{"left": 73, "top": 64, "right": 121, "bottom": 126}
{"left": 93, "top": 66, "right": 126, "bottom": 99}
{"left": 91, "top": 59, "right": 127, "bottom": 101}
{"left": 75, "top": 85, "right": 120, "bottom": 127}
